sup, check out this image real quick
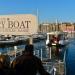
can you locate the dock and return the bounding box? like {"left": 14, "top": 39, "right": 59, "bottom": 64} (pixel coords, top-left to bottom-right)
{"left": 2, "top": 45, "right": 65, "bottom": 75}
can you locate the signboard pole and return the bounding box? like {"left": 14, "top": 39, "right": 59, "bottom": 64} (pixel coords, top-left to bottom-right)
{"left": 29, "top": 35, "right": 33, "bottom": 44}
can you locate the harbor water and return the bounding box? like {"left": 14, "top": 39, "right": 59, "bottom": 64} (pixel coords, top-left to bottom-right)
{"left": 66, "top": 39, "right": 75, "bottom": 75}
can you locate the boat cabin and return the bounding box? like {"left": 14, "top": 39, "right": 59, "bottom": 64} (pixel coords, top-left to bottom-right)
{"left": 46, "top": 31, "right": 66, "bottom": 47}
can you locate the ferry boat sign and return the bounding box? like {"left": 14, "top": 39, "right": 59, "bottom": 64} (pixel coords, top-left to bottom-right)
{"left": 0, "top": 14, "right": 38, "bottom": 35}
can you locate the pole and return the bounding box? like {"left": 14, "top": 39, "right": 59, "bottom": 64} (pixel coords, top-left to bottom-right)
{"left": 14, "top": 46, "right": 17, "bottom": 58}
{"left": 64, "top": 49, "right": 66, "bottom": 75}
{"left": 49, "top": 47, "right": 51, "bottom": 59}
{"left": 41, "top": 48, "right": 42, "bottom": 61}
{"left": 54, "top": 67, "right": 56, "bottom": 75}
{"left": 29, "top": 35, "right": 33, "bottom": 44}
{"left": 59, "top": 60, "right": 60, "bottom": 74}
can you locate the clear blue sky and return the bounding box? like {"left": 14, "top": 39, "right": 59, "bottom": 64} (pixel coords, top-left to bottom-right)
{"left": 0, "top": 0, "right": 75, "bottom": 23}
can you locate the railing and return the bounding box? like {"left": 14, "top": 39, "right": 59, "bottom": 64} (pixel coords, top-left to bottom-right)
{"left": 42, "top": 62, "right": 56, "bottom": 75}
{"left": 3, "top": 47, "right": 65, "bottom": 75}
{"left": 63, "top": 47, "right": 67, "bottom": 75}
{"left": 3, "top": 48, "right": 55, "bottom": 75}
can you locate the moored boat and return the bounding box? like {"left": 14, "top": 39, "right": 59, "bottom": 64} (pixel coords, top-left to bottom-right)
{"left": 46, "top": 31, "right": 68, "bottom": 47}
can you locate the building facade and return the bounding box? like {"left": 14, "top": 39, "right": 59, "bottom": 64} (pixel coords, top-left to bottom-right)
{"left": 39, "top": 22, "right": 75, "bottom": 38}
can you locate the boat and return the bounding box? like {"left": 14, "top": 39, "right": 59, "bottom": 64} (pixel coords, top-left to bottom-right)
{"left": 0, "top": 36, "right": 30, "bottom": 47}
{"left": 32, "top": 33, "right": 46, "bottom": 43}
{"left": 46, "top": 31, "right": 68, "bottom": 47}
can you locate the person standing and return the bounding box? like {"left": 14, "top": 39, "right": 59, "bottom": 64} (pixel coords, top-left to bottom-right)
{"left": 11, "top": 44, "right": 50, "bottom": 75}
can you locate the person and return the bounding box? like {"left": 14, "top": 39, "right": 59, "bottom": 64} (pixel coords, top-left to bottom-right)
{"left": 11, "top": 44, "right": 50, "bottom": 75}
{"left": 0, "top": 55, "right": 10, "bottom": 75}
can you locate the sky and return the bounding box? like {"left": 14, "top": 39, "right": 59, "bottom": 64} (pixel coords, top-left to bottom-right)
{"left": 0, "top": 0, "right": 75, "bottom": 23}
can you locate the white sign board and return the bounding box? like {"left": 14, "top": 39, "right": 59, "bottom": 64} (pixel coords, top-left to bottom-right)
{"left": 0, "top": 14, "right": 38, "bottom": 35}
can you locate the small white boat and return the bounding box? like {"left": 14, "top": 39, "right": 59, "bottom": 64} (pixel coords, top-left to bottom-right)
{"left": 46, "top": 31, "right": 68, "bottom": 47}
